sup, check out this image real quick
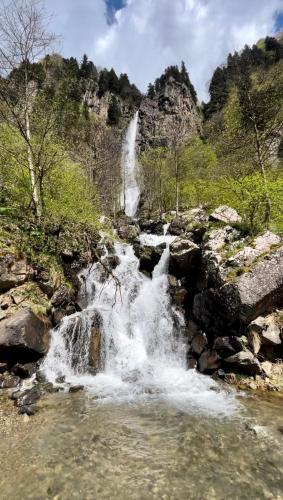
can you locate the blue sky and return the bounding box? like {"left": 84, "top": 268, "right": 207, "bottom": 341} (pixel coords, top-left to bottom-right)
{"left": 46, "top": 0, "right": 283, "bottom": 101}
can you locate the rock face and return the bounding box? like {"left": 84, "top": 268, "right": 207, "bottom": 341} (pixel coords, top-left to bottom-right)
{"left": 138, "top": 77, "right": 201, "bottom": 150}
{"left": 0, "top": 308, "right": 50, "bottom": 364}
{"left": 0, "top": 255, "right": 33, "bottom": 292}
{"left": 169, "top": 238, "right": 200, "bottom": 279}
{"left": 209, "top": 205, "right": 242, "bottom": 224}
{"left": 89, "top": 311, "right": 102, "bottom": 373}
{"left": 137, "top": 245, "right": 164, "bottom": 276}
{"left": 194, "top": 246, "right": 283, "bottom": 334}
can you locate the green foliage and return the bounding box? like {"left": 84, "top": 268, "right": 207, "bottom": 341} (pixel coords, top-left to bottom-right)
{"left": 107, "top": 96, "right": 121, "bottom": 126}
{"left": 153, "top": 62, "right": 197, "bottom": 102}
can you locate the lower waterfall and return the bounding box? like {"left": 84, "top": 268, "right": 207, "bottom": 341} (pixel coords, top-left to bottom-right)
{"left": 43, "top": 232, "right": 237, "bottom": 416}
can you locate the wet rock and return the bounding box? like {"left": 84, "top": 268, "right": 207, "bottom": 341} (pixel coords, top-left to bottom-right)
{"left": 198, "top": 350, "right": 221, "bottom": 373}
{"left": 40, "top": 382, "right": 60, "bottom": 394}
{"left": 104, "top": 255, "right": 120, "bottom": 270}
{"left": 0, "top": 254, "right": 33, "bottom": 292}
{"left": 139, "top": 219, "right": 164, "bottom": 235}
{"left": 18, "top": 404, "right": 37, "bottom": 416}
{"left": 12, "top": 362, "right": 37, "bottom": 379}
{"left": 35, "top": 370, "right": 47, "bottom": 383}
{"left": 209, "top": 205, "right": 241, "bottom": 225}
{"left": 89, "top": 312, "right": 102, "bottom": 373}
{"left": 69, "top": 385, "right": 84, "bottom": 393}
{"left": 204, "top": 226, "right": 241, "bottom": 252}
{"left": 15, "top": 386, "right": 41, "bottom": 407}
{"left": 191, "top": 332, "right": 207, "bottom": 355}
{"left": 0, "top": 308, "right": 50, "bottom": 363}
{"left": 169, "top": 238, "right": 200, "bottom": 279}
{"left": 168, "top": 275, "right": 187, "bottom": 309}
{"left": 187, "top": 355, "right": 197, "bottom": 369}
{"left": 224, "top": 350, "right": 261, "bottom": 376}
{"left": 139, "top": 245, "right": 163, "bottom": 276}
{"left": 55, "top": 375, "right": 65, "bottom": 384}
{"left": 1, "top": 374, "right": 20, "bottom": 388}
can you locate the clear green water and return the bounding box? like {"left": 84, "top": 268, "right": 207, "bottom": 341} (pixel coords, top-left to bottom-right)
{"left": 0, "top": 392, "right": 282, "bottom": 500}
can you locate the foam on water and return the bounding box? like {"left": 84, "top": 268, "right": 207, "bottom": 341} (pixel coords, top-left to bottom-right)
{"left": 43, "top": 230, "right": 238, "bottom": 417}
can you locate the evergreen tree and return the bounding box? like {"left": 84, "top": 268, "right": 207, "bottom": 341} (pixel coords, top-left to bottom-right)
{"left": 107, "top": 96, "right": 121, "bottom": 125}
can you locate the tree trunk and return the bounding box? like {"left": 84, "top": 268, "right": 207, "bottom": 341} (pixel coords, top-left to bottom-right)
{"left": 25, "top": 109, "right": 41, "bottom": 220}
{"left": 175, "top": 154, "right": 179, "bottom": 217}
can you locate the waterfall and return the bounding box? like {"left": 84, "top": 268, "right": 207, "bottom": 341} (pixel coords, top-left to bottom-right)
{"left": 121, "top": 111, "right": 140, "bottom": 217}
{"left": 43, "top": 231, "right": 237, "bottom": 416}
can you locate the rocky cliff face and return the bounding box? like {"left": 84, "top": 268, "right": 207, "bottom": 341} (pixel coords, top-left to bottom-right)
{"left": 138, "top": 76, "right": 201, "bottom": 150}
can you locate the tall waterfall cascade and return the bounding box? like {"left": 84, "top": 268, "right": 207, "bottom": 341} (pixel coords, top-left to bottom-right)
{"left": 43, "top": 228, "right": 237, "bottom": 416}
{"left": 121, "top": 111, "right": 140, "bottom": 217}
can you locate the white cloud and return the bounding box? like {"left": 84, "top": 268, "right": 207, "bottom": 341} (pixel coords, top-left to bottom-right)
{"left": 46, "top": 0, "right": 283, "bottom": 101}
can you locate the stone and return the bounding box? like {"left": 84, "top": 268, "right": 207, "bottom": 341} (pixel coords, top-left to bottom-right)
{"left": 191, "top": 332, "right": 207, "bottom": 355}
{"left": 198, "top": 350, "right": 221, "bottom": 373}
{"left": 204, "top": 226, "right": 241, "bottom": 252}
{"left": 139, "top": 245, "right": 163, "bottom": 276}
{"left": 169, "top": 238, "right": 200, "bottom": 278}
{"left": 253, "top": 231, "right": 281, "bottom": 252}
{"left": 12, "top": 362, "right": 37, "bottom": 379}
{"left": 0, "top": 255, "right": 33, "bottom": 292}
{"left": 193, "top": 246, "right": 283, "bottom": 335}
{"left": 18, "top": 404, "right": 37, "bottom": 416}
{"left": 1, "top": 374, "right": 20, "bottom": 388}
{"left": 0, "top": 308, "right": 50, "bottom": 363}
{"left": 168, "top": 275, "right": 187, "bottom": 309}
{"left": 210, "top": 205, "right": 242, "bottom": 224}
{"left": 35, "top": 370, "right": 47, "bottom": 383}
{"left": 16, "top": 386, "right": 41, "bottom": 407}
{"left": 227, "top": 232, "right": 281, "bottom": 268}
{"left": 187, "top": 356, "right": 197, "bottom": 369}
{"left": 224, "top": 350, "right": 261, "bottom": 376}
{"left": 69, "top": 385, "right": 84, "bottom": 393}
{"left": 248, "top": 315, "right": 281, "bottom": 346}
{"left": 261, "top": 361, "right": 274, "bottom": 378}
{"left": 89, "top": 312, "right": 102, "bottom": 373}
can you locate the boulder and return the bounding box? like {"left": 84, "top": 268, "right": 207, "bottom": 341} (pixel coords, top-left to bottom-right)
{"left": 191, "top": 332, "right": 208, "bottom": 355}
{"left": 69, "top": 385, "right": 84, "bottom": 393}
{"left": 0, "top": 255, "right": 33, "bottom": 292}
{"left": 247, "top": 315, "right": 281, "bottom": 347}
{"left": 0, "top": 308, "right": 50, "bottom": 363}
{"left": 168, "top": 275, "right": 187, "bottom": 310}
{"left": 204, "top": 226, "right": 241, "bottom": 252}
{"left": 224, "top": 350, "right": 261, "bottom": 375}
{"left": 169, "top": 238, "right": 200, "bottom": 279}
{"left": 210, "top": 205, "right": 241, "bottom": 224}
{"left": 1, "top": 374, "right": 20, "bottom": 388}
{"left": 193, "top": 246, "right": 283, "bottom": 334}
{"left": 139, "top": 219, "right": 164, "bottom": 235}
{"left": 198, "top": 350, "right": 221, "bottom": 373}
{"left": 138, "top": 245, "right": 163, "bottom": 276}
{"left": 227, "top": 232, "right": 281, "bottom": 268}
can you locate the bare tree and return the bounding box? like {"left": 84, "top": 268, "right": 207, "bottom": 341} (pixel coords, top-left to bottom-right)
{"left": 0, "top": 0, "right": 55, "bottom": 219}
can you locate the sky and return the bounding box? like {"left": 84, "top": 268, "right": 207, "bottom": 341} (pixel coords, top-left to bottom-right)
{"left": 46, "top": 0, "right": 283, "bottom": 101}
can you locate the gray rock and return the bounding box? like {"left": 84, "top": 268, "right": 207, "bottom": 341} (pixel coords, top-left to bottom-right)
{"left": 248, "top": 315, "right": 281, "bottom": 346}
{"left": 0, "top": 362, "right": 8, "bottom": 373}
{"left": 18, "top": 404, "right": 37, "bottom": 416}
{"left": 1, "top": 374, "right": 20, "bottom": 388}
{"left": 187, "top": 356, "right": 197, "bottom": 369}
{"left": 198, "top": 350, "right": 221, "bottom": 373}
{"left": 16, "top": 386, "right": 41, "bottom": 407}
{"left": 213, "top": 336, "right": 243, "bottom": 358}
{"left": 117, "top": 224, "right": 139, "bottom": 243}
{"left": 204, "top": 226, "right": 241, "bottom": 252}
{"left": 138, "top": 245, "right": 163, "bottom": 276}
{"left": 210, "top": 205, "right": 241, "bottom": 224}
{"left": 191, "top": 332, "right": 207, "bottom": 355}
{"left": 169, "top": 238, "right": 200, "bottom": 278}
{"left": 69, "top": 385, "right": 84, "bottom": 393}
{"left": 0, "top": 308, "right": 50, "bottom": 363}
{"left": 224, "top": 350, "right": 261, "bottom": 375}
{"left": 0, "top": 255, "right": 33, "bottom": 292}
{"left": 193, "top": 246, "right": 283, "bottom": 334}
